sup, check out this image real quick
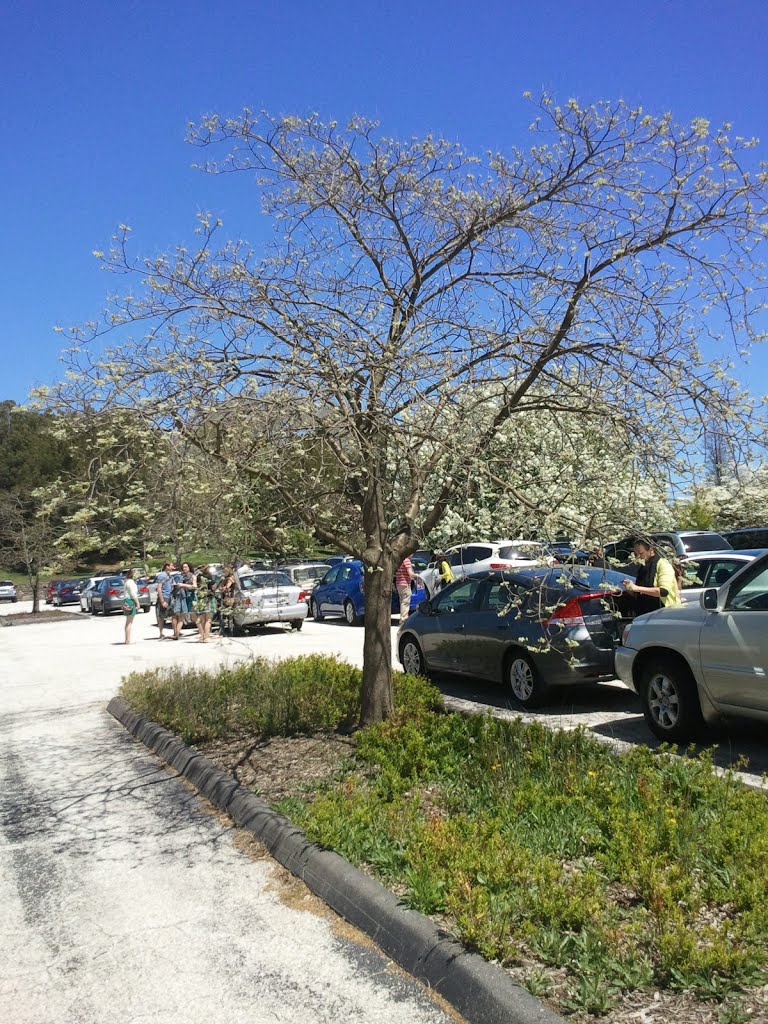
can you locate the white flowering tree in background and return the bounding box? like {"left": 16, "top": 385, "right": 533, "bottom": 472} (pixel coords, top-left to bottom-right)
{"left": 41, "top": 96, "right": 768, "bottom": 722}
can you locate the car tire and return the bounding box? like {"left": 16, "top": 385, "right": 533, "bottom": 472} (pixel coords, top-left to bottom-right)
{"left": 290, "top": 619, "right": 303, "bottom": 631}
{"left": 91, "top": 604, "right": 99, "bottom": 615}
{"left": 400, "top": 636, "right": 427, "bottom": 676}
{"left": 344, "top": 600, "right": 361, "bottom": 626}
{"left": 142, "top": 605, "right": 150, "bottom": 613}
{"left": 638, "top": 658, "right": 705, "bottom": 743}
{"left": 311, "top": 599, "right": 324, "bottom": 622}
{"left": 505, "top": 650, "right": 548, "bottom": 708}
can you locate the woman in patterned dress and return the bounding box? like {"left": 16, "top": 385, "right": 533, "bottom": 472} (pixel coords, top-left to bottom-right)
{"left": 194, "top": 566, "right": 217, "bottom": 643}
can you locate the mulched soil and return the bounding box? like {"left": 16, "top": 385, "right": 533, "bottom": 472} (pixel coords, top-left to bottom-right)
{"left": 197, "top": 730, "right": 768, "bottom": 1024}
{"left": 0, "top": 611, "right": 82, "bottom": 627}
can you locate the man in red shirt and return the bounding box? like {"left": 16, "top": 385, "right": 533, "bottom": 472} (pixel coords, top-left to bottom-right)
{"left": 395, "top": 557, "right": 415, "bottom": 624}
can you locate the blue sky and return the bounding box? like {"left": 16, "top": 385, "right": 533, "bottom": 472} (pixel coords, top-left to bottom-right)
{"left": 3, "top": 0, "right": 768, "bottom": 403}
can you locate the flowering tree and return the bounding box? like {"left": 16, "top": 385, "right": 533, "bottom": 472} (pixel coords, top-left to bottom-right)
{"left": 42, "top": 97, "right": 768, "bottom": 722}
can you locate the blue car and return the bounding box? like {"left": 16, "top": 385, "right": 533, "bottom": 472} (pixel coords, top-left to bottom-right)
{"left": 310, "top": 560, "right": 427, "bottom": 625}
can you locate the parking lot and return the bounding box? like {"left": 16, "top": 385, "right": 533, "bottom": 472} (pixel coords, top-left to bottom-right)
{"left": 4, "top": 603, "right": 766, "bottom": 788}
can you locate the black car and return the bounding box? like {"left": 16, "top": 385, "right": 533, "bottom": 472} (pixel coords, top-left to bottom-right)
{"left": 722, "top": 526, "right": 768, "bottom": 550}
{"left": 397, "top": 566, "right": 633, "bottom": 707}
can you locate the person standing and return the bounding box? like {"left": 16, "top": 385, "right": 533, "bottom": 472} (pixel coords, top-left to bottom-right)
{"left": 154, "top": 561, "right": 173, "bottom": 639}
{"left": 122, "top": 569, "right": 140, "bottom": 645}
{"left": 194, "top": 566, "right": 217, "bottom": 643}
{"left": 170, "top": 562, "right": 196, "bottom": 640}
{"left": 434, "top": 551, "right": 454, "bottom": 593}
{"left": 623, "top": 537, "right": 682, "bottom": 615}
{"left": 395, "top": 556, "right": 415, "bottom": 624}
{"left": 216, "top": 566, "right": 237, "bottom": 635}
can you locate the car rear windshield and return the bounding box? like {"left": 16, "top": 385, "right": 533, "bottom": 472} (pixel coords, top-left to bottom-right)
{"left": 682, "top": 533, "right": 731, "bottom": 552}
{"left": 292, "top": 567, "right": 327, "bottom": 583}
{"left": 0, "top": 581, "right": 14, "bottom": 587}
{"left": 498, "top": 543, "right": 543, "bottom": 560}
{"left": 240, "top": 572, "right": 294, "bottom": 589}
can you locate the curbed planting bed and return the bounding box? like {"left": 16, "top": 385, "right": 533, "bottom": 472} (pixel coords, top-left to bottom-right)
{"left": 113, "top": 657, "right": 768, "bottom": 1024}
{"left": 108, "top": 693, "right": 562, "bottom": 1024}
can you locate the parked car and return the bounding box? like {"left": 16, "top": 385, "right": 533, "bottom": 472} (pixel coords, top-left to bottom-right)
{"left": 45, "top": 579, "right": 65, "bottom": 604}
{"left": 323, "top": 554, "right": 356, "bottom": 567}
{"left": 79, "top": 576, "right": 109, "bottom": 612}
{"left": 544, "top": 541, "right": 591, "bottom": 564}
{"left": 615, "top": 551, "right": 768, "bottom": 741}
{"left": 678, "top": 550, "right": 765, "bottom": 604}
{"left": 51, "top": 578, "right": 88, "bottom": 606}
{"left": 722, "top": 526, "right": 768, "bottom": 550}
{"left": 90, "top": 576, "right": 151, "bottom": 615}
{"left": 224, "top": 570, "right": 309, "bottom": 633}
{"left": 418, "top": 540, "right": 551, "bottom": 598}
{"left": 410, "top": 549, "right": 434, "bottom": 572}
{"left": 310, "top": 560, "right": 427, "bottom": 625}
{"left": 278, "top": 562, "right": 330, "bottom": 598}
{"left": 0, "top": 580, "right": 18, "bottom": 603}
{"left": 397, "top": 566, "right": 634, "bottom": 707}
{"left": 604, "top": 530, "right": 732, "bottom": 567}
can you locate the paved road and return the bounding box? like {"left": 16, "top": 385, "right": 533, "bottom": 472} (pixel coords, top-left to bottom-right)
{"left": 0, "top": 611, "right": 458, "bottom": 1024}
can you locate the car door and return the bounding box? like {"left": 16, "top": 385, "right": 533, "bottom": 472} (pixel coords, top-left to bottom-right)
{"left": 459, "top": 575, "right": 531, "bottom": 680}
{"left": 699, "top": 558, "right": 768, "bottom": 712}
{"left": 338, "top": 564, "right": 362, "bottom": 614}
{"left": 318, "top": 565, "right": 341, "bottom": 614}
{"left": 419, "top": 578, "right": 483, "bottom": 673}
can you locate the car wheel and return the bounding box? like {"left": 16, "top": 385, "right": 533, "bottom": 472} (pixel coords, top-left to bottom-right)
{"left": 290, "top": 619, "right": 304, "bottom": 631}
{"left": 638, "top": 659, "right": 705, "bottom": 742}
{"left": 400, "top": 636, "right": 426, "bottom": 676}
{"left": 311, "top": 599, "right": 324, "bottom": 622}
{"left": 142, "top": 605, "right": 150, "bottom": 613}
{"left": 506, "top": 650, "right": 548, "bottom": 707}
{"left": 344, "top": 600, "right": 361, "bottom": 626}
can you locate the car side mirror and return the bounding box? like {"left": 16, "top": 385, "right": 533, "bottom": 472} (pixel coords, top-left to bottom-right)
{"left": 701, "top": 588, "right": 719, "bottom": 611}
{"left": 418, "top": 600, "right": 432, "bottom": 615}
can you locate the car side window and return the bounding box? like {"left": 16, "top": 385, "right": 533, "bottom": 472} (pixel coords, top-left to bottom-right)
{"left": 706, "top": 560, "right": 744, "bottom": 590}
{"left": 322, "top": 566, "right": 341, "bottom": 585}
{"left": 433, "top": 578, "right": 481, "bottom": 614}
{"left": 681, "top": 560, "right": 705, "bottom": 589}
{"left": 480, "top": 578, "right": 527, "bottom": 615}
{"left": 339, "top": 565, "right": 357, "bottom": 582}
{"left": 463, "top": 545, "right": 493, "bottom": 564}
{"left": 725, "top": 562, "right": 768, "bottom": 611}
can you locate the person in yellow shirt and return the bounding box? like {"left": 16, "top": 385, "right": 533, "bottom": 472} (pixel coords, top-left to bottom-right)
{"left": 623, "top": 537, "right": 682, "bottom": 614}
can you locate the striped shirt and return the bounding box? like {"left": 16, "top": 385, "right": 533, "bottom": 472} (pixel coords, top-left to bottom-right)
{"left": 395, "top": 558, "right": 413, "bottom": 587}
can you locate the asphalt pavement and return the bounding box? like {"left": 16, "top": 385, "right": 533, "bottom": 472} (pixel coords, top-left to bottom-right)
{"left": 0, "top": 609, "right": 457, "bottom": 1024}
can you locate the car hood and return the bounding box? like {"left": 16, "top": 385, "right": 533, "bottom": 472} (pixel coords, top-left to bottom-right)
{"left": 629, "top": 604, "right": 706, "bottom": 629}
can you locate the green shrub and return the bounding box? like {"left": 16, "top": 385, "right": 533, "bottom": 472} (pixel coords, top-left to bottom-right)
{"left": 120, "top": 655, "right": 440, "bottom": 743}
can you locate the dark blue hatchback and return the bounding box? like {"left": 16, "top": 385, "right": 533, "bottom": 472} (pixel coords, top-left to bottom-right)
{"left": 310, "top": 560, "right": 427, "bottom": 625}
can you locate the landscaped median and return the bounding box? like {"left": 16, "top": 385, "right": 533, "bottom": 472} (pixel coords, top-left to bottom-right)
{"left": 116, "top": 656, "right": 768, "bottom": 1024}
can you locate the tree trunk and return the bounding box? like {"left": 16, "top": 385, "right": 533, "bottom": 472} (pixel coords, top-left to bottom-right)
{"left": 359, "top": 549, "right": 395, "bottom": 726}
{"left": 31, "top": 575, "right": 40, "bottom": 614}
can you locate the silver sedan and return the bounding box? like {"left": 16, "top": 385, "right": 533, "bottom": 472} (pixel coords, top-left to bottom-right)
{"left": 227, "top": 571, "right": 309, "bottom": 633}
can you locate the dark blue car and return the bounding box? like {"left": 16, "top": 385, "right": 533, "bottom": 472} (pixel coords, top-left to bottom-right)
{"left": 310, "top": 560, "right": 427, "bottom": 625}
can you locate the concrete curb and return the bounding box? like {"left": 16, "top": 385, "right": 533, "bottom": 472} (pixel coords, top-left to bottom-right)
{"left": 107, "top": 695, "right": 564, "bottom": 1024}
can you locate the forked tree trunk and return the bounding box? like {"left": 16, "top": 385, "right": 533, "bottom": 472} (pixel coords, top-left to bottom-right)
{"left": 359, "top": 548, "right": 395, "bottom": 726}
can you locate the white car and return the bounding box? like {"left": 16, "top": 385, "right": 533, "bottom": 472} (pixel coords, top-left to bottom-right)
{"left": 418, "top": 540, "right": 551, "bottom": 597}
{"left": 615, "top": 551, "right": 768, "bottom": 742}
{"left": 0, "top": 580, "right": 18, "bottom": 603}
{"left": 226, "top": 570, "right": 309, "bottom": 633}
{"left": 678, "top": 549, "right": 765, "bottom": 604}
{"left": 79, "top": 576, "right": 108, "bottom": 613}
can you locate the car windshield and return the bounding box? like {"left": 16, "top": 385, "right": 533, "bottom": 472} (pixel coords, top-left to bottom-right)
{"left": 239, "top": 572, "right": 294, "bottom": 590}
{"left": 682, "top": 534, "right": 731, "bottom": 552}
{"left": 0, "top": 581, "right": 14, "bottom": 587}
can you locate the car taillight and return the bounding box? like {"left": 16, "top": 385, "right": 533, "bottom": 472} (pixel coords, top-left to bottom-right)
{"left": 139, "top": 587, "right": 149, "bottom": 593}
{"left": 107, "top": 588, "right": 121, "bottom": 595}
{"left": 489, "top": 561, "right": 514, "bottom": 569}
{"left": 298, "top": 590, "right": 309, "bottom": 602}
{"left": 243, "top": 598, "right": 252, "bottom": 606}
{"left": 546, "top": 592, "right": 607, "bottom": 627}
{"left": 359, "top": 579, "right": 365, "bottom": 593}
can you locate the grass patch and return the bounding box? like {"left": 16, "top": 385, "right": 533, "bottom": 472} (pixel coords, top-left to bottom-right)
{"left": 287, "top": 713, "right": 768, "bottom": 1014}
{"left": 119, "top": 656, "right": 768, "bottom": 1017}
